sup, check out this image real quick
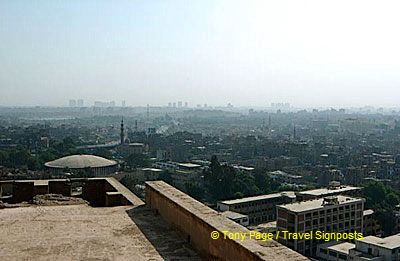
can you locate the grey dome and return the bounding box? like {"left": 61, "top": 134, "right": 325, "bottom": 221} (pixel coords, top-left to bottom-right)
{"left": 45, "top": 154, "right": 117, "bottom": 169}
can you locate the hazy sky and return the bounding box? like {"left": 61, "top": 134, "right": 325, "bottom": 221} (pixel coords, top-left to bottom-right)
{"left": 1, "top": 0, "right": 400, "bottom": 107}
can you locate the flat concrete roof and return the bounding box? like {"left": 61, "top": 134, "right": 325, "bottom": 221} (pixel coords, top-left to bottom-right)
{"left": 1, "top": 179, "right": 67, "bottom": 186}
{"left": 257, "top": 221, "right": 277, "bottom": 229}
{"left": 359, "top": 234, "right": 400, "bottom": 250}
{"left": 297, "top": 186, "right": 361, "bottom": 197}
{"left": 363, "top": 209, "right": 374, "bottom": 216}
{"left": 219, "top": 191, "right": 296, "bottom": 205}
{"left": 320, "top": 241, "right": 355, "bottom": 255}
{"left": 269, "top": 170, "right": 302, "bottom": 179}
{"left": 141, "top": 168, "right": 163, "bottom": 172}
{"left": 0, "top": 205, "right": 200, "bottom": 260}
{"left": 128, "top": 143, "right": 144, "bottom": 146}
{"left": 278, "top": 196, "right": 363, "bottom": 213}
{"left": 221, "top": 210, "right": 248, "bottom": 220}
{"left": 177, "top": 163, "right": 201, "bottom": 168}
{"left": 234, "top": 166, "right": 255, "bottom": 171}
{"left": 146, "top": 181, "right": 308, "bottom": 260}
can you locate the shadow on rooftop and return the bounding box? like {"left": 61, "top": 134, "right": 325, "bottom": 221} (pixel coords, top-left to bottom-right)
{"left": 126, "top": 205, "right": 203, "bottom": 261}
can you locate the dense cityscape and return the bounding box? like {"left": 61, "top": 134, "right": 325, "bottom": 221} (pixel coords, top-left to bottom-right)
{"left": 1, "top": 104, "right": 400, "bottom": 259}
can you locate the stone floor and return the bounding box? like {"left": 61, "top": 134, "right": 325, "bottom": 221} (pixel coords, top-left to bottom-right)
{"left": 0, "top": 204, "right": 201, "bottom": 260}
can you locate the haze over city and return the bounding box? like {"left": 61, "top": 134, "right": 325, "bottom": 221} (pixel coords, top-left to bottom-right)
{"left": 1, "top": 0, "right": 400, "bottom": 108}
{"left": 4, "top": 2, "right": 400, "bottom": 260}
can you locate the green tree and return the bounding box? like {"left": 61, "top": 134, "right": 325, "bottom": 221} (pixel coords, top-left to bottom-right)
{"left": 126, "top": 153, "right": 151, "bottom": 168}
{"left": 185, "top": 182, "right": 204, "bottom": 201}
{"left": 0, "top": 150, "right": 9, "bottom": 166}
{"left": 363, "top": 181, "right": 400, "bottom": 235}
{"left": 159, "top": 170, "right": 173, "bottom": 185}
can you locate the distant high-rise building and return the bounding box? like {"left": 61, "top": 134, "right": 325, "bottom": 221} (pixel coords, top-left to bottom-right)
{"left": 94, "top": 101, "right": 116, "bottom": 107}
{"left": 204, "top": 103, "right": 208, "bottom": 108}
{"left": 77, "top": 99, "right": 84, "bottom": 107}
{"left": 69, "top": 99, "right": 76, "bottom": 107}
{"left": 173, "top": 102, "right": 177, "bottom": 108}
{"left": 122, "top": 100, "right": 126, "bottom": 107}
{"left": 168, "top": 102, "right": 172, "bottom": 107}
{"left": 184, "top": 102, "right": 188, "bottom": 107}
{"left": 271, "top": 103, "right": 290, "bottom": 109}
{"left": 178, "top": 101, "right": 182, "bottom": 108}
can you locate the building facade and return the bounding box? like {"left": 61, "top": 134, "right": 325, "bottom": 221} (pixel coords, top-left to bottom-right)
{"left": 277, "top": 195, "right": 364, "bottom": 256}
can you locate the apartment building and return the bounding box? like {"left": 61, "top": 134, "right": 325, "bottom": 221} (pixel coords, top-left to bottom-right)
{"left": 152, "top": 161, "right": 203, "bottom": 189}
{"left": 277, "top": 195, "right": 365, "bottom": 256}
{"left": 217, "top": 191, "right": 296, "bottom": 224}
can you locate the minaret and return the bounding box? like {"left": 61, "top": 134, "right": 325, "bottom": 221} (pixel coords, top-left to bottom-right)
{"left": 120, "top": 118, "right": 125, "bottom": 144}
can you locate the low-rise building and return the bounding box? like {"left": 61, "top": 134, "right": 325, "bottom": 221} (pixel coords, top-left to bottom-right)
{"left": 268, "top": 170, "right": 303, "bottom": 185}
{"left": 317, "top": 241, "right": 355, "bottom": 261}
{"left": 350, "top": 234, "right": 400, "bottom": 260}
{"left": 318, "top": 234, "right": 400, "bottom": 261}
{"left": 131, "top": 168, "right": 163, "bottom": 183}
{"left": 152, "top": 161, "right": 203, "bottom": 189}
{"left": 217, "top": 191, "right": 296, "bottom": 224}
{"left": 221, "top": 211, "right": 249, "bottom": 226}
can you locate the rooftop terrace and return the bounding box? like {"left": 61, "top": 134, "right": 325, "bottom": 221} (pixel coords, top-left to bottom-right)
{"left": 0, "top": 204, "right": 200, "bottom": 260}
{"left": 278, "top": 195, "right": 363, "bottom": 213}
{"left": 219, "top": 191, "right": 296, "bottom": 205}
{"left": 296, "top": 185, "right": 361, "bottom": 197}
